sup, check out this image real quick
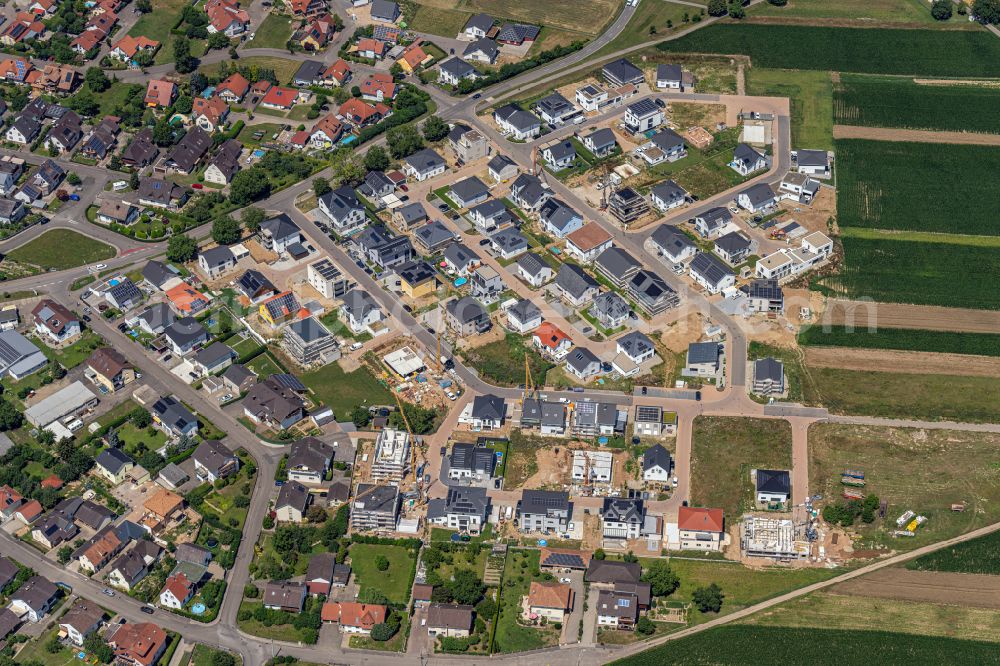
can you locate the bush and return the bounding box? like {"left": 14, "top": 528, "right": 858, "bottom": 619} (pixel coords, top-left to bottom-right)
{"left": 931, "top": 0, "right": 953, "bottom": 20}
{"left": 375, "top": 555, "right": 389, "bottom": 571}
{"left": 370, "top": 622, "right": 396, "bottom": 641}
{"left": 692, "top": 583, "right": 724, "bottom": 613}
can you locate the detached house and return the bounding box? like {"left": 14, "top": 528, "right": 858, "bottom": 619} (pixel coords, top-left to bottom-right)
{"left": 730, "top": 143, "right": 767, "bottom": 176}
{"left": 318, "top": 186, "right": 366, "bottom": 234}
{"left": 565, "top": 222, "right": 613, "bottom": 264}
{"left": 539, "top": 198, "right": 583, "bottom": 238}
{"left": 650, "top": 179, "right": 687, "bottom": 212}
{"left": 650, "top": 224, "right": 696, "bottom": 264}
{"left": 532, "top": 322, "right": 572, "bottom": 360}
{"left": 32, "top": 299, "right": 80, "bottom": 345}
{"left": 555, "top": 264, "right": 599, "bottom": 307}
{"left": 623, "top": 99, "right": 663, "bottom": 135}
{"left": 677, "top": 506, "right": 724, "bottom": 551}
{"left": 193, "top": 439, "right": 239, "bottom": 483}
{"left": 427, "top": 487, "right": 490, "bottom": 533}
{"left": 493, "top": 104, "right": 541, "bottom": 141}
{"left": 689, "top": 252, "right": 735, "bottom": 294}
{"left": 402, "top": 148, "right": 447, "bottom": 182}
{"left": 506, "top": 298, "right": 541, "bottom": 333}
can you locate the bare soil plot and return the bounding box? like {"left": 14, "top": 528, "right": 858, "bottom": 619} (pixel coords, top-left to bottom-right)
{"left": 804, "top": 347, "right": 1000, "bottom": 378}
{"left": 832, "top": 569, "right": 1000, "bottom": 610}
{"left": 743, "top": 590, "right": 1000, "bottom": 642}
{"left": 823, "top": 299, "right": 1000, "bottom": 333}
{"left": 808, "top": 424, "right": 1000, "bottom": 551}
{"left": 669, "top": 102, "right": 727, "bottom": 131}
{"left": 833, "top": 125, "right": 1000, "bottom": 145}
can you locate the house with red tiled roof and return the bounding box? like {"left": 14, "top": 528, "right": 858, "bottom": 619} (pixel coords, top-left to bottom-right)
{"left": 259, "top": 86, "right": 298, "bottom": 110}
{"left": 0, "top": 485, "right": 24, "bottom": 522}
{"left": 528, "top": 581, "right": 573, "bottom": 622}
{"left": 289, "top": 0, "right": 326, "bottom": 17}
{"left": 398, "top": 42, "right": 430, "bottom": 74}
{"left": 298, "top": 13, "right": 337, "bottom": 51}
{"left": 287, "top": 130, "right": 310, "bottom": 150}
{"left": 192, "top": 97, "right": 230, "bottom": 132}
{"left": 215, "top": 72, "right": 250, "bottom": 103}
{"left": 676, "top": 506, "right": 724, "bottom": 552}
{"left": 15, "top": 499, "right": 43, "bottom": 525}
{"left": 41, "top": 475, "right": 63, "bottom": 490}
{"left": 355, "top": 37, "right": 387, "bottom": 60}
{"left": 71, "top": 29, "right": 105, "bottom": 56}
{"left": 0, "top": 56, "right": 33, "bottom": 83}
{"left": 145, "top": 80, "right": 176, "bottom": 108}
{"left": 0, "top": 13, "right": 46, "bottom": 45}
{"left": 323, "top": 59, "right": 351, "bottom": 86}
{"left": 251, "top": 80, "right": 272, "bottom": 97}
{"left": 206, "top": 0, "right": 249, "bottom": 36}
{"left": 110, "top": 35, "right": 159, "bottom": 62}
{"left": 107, "top": 622, "right": 168, "bottom": 666}
{"left": 309, "top": 114, "right": 343, "bottom": 149}
{"left": 359, "top": 73, "right": 395, "bottom": 102}
{"left": 321, "top": 602, "right": 386, "bottom": 634}
{"left": 158, "top": 572, "right": 195, "bottom": 609}
{"left": 532, "top": 322, "right": 573, "bottom": 360}
{"left": 337, "top": 98, "right": 389, "bottom": 129}
{"left": 28, "top": 0, "right": 57, "bottom": 15}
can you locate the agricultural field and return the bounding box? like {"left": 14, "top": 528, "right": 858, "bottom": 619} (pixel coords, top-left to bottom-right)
{"left": 128, "top": 0, "right": 190, "bottom": 44}
{"left": 5, "top": 229, "right": 115, "bottom": 272}
{"left": 657, "top": 24, "right": 1000, "bottom": 77}
{"left": 834, "top": 75, "right": 1000, "bottom": 134}
{"left": 746, "top": 68, "right": 833, "bottom": 150}
{"left": 748, "top": 0, "right": 958, "bottom": 24}
{"left": 835, "top": 139, "right": 1000, "bottom": 236}
{"left": 798, "top": 326, "right": 1000, "bottom": 357}
{"left": 907, "top": 529, "right": 1000, "bottom": 575}
{"left": 690, "top": 417, "right": 792, "bottom": 518}
{"left": 820, "top": 235, "right": 1000, "bottom": 311}
{"left": 806, "top": 366, "right": 1000, "bottom": 422}
{"left": 809, "top": 424, "right": 1000, "bottom": 549}
{"left": 742, "top": 591, "right": 1000, "bottom": 643}
{"left": 613, "top": 626, "right": 1000, "bottom": 665}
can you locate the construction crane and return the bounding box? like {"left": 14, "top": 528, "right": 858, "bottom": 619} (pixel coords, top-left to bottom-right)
{"left": 391, "top": 385, "right": 426, "bottom": 483}
{"left": 521, "top": 351, "right": 539, "bottom": 406}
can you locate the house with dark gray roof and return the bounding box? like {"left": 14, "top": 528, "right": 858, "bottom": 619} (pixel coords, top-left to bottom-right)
{"left": 627, "top": 269, "right": 678, "bottom": 315}
{"left": 594, "top": 247, "right": 640, "bottom": 288}
{"left": 287, "top": 437, "right": 334, "bottom": 486}
{"left": 151, "top": 395, "right": 199, "bottom": 438}
{"left": 572, "top": 401, "right": 626, "bottom": 437}
{"left": 650, "top": 224, "right": 696, "bottom": 264}
{"left": 140, "top": 261, "right": 177, "bottom": 291}
{"left": 427, "top": 487, "right": 489, "bottom": 533}
{"left": 493, "top": 104, "right": 541, "bottom": 140}
{"left": 540, "top": 198, "right": 584, "bottom": 238}
{"left": 197, "top": 246, "right": 237, "bottom": 280}
{"left": 163, "top": 317, "right": 208, "bottom": 355}
{"left": 283, "top": 317, "right": 337, "bottom": 367}
{"left": 602, "top": 58, "right": 644, "bottom": 87}
{"left": 656, "top": 63, "right": 683, "bottom": 89}
{"left": 565, "top": 347, "right": 602, "bottom": 381}
{"left": 624, "top": 98, "right": 663, "bottom": 134}
{"left": 10, "top": 576, "right": 59, "bottom": 622}
{"left": 443, "top": 242, "right": 481, "bottom": 275}
{"left": 193, "top": 439, "right": 239, "bottom": 483}
{"left": 745, "top": 279, "right": 784, "bottom": 313}
{"left": 581, "top": 127, "right": 617, "bottom": 157}
{"left": 459, "top": 394, "right": 505, "bottom": 430}
{"left": 413, "top": 220, "right": 456, "bottom": 253}
{"left": 340, "top": 289, "right": 382, "bottom": 333}
{"left": 487, "top": 154, "right": 518, "bottom": 182}
{"left": 462, "top": 37, "right": 499, "bottom": 64}
{"left": 650, "top": 179, "right": 688, "bottom": 213}
{"left": 318, "top": 186, "right": 366, "bottom": 233}
{"left": 540, "top": 139, "right": 576, "bottom": 170}
{"left": 555, "top": 264, "right": 599, "bottom": 307}
{"left": 752, "top": 357, "right": 784, "bottom": 396}
{"left": 508, "top": 173, "right": 550, "bottom": 211}
{"left": 642, "top": 444, "right": 672, "bottom": 482}
{"left": 351, "top": 483, "right": 400, "bottom": 532}
{"left": 449, "top": 176, "right": 489, "bottom": 208}
{"left": 166, "top": 127, "right": 212, "bottom": 174}
{"left": 515, "top": 252, "right": 552, "bottom": 288}
{"left": 590, "top": 291, "right": 629, "bottom": 330}
{"left": 601, "top": 497, "right": 645, "bottom": 540}
{"left": 535, "top": 92, "right": 577, "bottom": 126}
{"left": 756, "top": 469, "right": 790, "bottom": 504}
{"left": 689, "top": 252, "right": 735, "bottom": 294}
{"left": 714, "top": 231, "right": 753, "bottom": 265}
{"left": 402, "top": 148, "right": 447, "bottom": 181}
{"left": 446, "top": 297, "right": 491, "bottom": 336}
{"left": 393, "top": 201, "right": 428, "bottom": 230}
{"left": 795, "top": 149, "right": 830, "bottom": 176}
{"left": 205, "top": 139, "right": 242, "bottom": 185}
{"left": 737, "top": 182, "right": 778, "bottom": 213}
{"left": 693, "top": 207, "right": 732, "bottom": 238}
{"left": 105, "top": 278, "right": 143, "bottom": 311}
{"left": 468, "top": 199, "right": 512, "bottom": 234}
{"left": 506, "top": 298, "right": 541, "bottom": 333}
{"left": 463, "top": 12, "right": 493, "bottom": 38}
{"left": 237, "top": 269, "right": 276, "bottom": 304}
{"left": 518, "top": 490, "right": 571, "bottom": 533}
{"left": 438, "top": 58, "right": 477, "bottom": 86}
{"left": 447, "top": 443, "right": 496, "bottom": 480}
{"left": 521, "top": 399, "right": 567, "bottom": 435}
{"left": 686, "top": 341, "right": 721, "bottom": 376}
{"left": 730, "top": 143, "right": 767, "bottom": 176}
{"left": 489, "top": 228, "right": 528, "bottom": 261}
{"left": 616, "top": 330, "right": 655, "bottom": 365}
{"left": 276, "top": 481, "right": 310, "bottom": 523}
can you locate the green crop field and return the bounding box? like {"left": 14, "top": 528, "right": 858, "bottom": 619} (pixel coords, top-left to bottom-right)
{"left": 657, "top": 24, "right": 1000, "bottom": 77}
{"left": 821, "top": 236, "right": 1000, "bottom": 310}
{"left": 834, "top": 75, "right": 1000, "bottom": 134}
{"left": 749, "top": 0, "right": 963, "bottom": 24}
{"left": 836, "top": 139, "right": 1000, "bottom": 236}
{"left": 908, "top": 529, "right": 1000, "bottom": 575}
{"left": 798, "top": 326, "right": 1000, "bottom": 357}
{"left": 613, "top": 626, "right": 1000, "bottom": 665}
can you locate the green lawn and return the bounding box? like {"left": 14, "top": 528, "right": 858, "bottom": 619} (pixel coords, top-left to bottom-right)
{"left": 117, "top": 422, "right": 168, "bottom": 455}
{"left": 593, "top": 0, "right": 692, "bottom": 57}
{"left": 70, "top": 81, "right": 142, "bottom": 119}
{"left": 128, "top": 0, "right": 190, "bottom": 43}
{"left": 237, "top": 601, "right": 317, "bottom": 642}
{"left": 33, "top": 329, "right": 104, "bottom": 370}
{"left": 460, "top": 333, "right": 554, "bottom": 389}
{"left": 14, "top": 628, "right": 80, "bottom": 666}
{"left": 746, "top": 68, "right": 833, "bottom": 151}
{"left": 690, "top": 417, "right": 793, "bottom": 518}
{"left": 6, "top": 229, "right": 115, "bottom": 271}
{"left": 348, "top": 543, "right": 416, "bottom": 604}
{"left": 410, "top": 4, "right": 472, "bottom": 37}
{"left": 493, "top": 549, "right": 560, "bottom": 653}
{"left": 247, "top": 13, "right": 295, "bottom": 49}
{"left": 245, "top": 353, "right": 284, "bottom": 378}
{"left": 189, "top": 644, "right": 241, "bottom": 666}
{"left": 236, "top": 123, "right": 286, "bottom": 147}
{"left": 299, "top": 363, "right": 393, "bottom": 420}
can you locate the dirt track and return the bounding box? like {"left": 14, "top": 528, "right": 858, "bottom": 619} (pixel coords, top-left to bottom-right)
{"left": 823, "top": 299, "right": 1000, "bottom": 333}
{"left": 833, "top": 569, "right": 1000, "bottom": 609}
{"left": 833, "top": 125, "right": 1000, "bottom": 145}
{"left": 805, "top": 347, "right": 1000, "bottom": 377}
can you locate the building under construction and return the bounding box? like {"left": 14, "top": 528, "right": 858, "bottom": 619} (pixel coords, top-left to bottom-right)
{"left": 741, "top": 515, "right": 810, "bottom": 560}
{"left": 371, "top": 428, "right": 411, "bottom": 482}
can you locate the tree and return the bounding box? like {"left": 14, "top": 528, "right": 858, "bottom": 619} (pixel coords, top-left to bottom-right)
{"left": 306, "top": 505, "right": 327, "bottom": 523}
{"left": 351, "top": 406, "right": 371, "bottom": 428}
{"left": 375, "top": 555, "right": 389, "bottom": 571}
{"left": 211, "top": 652, "right": 236, "bottom": 666}
{"left": 642, "top": 559, "right": 680, "bottom": 597}
{"left": 767, "top": 0, "right": 788, "bottom": 5}
{"left": 242, "top": 206, "right": 265, "bottom": 233}
{"left": 593, "top": 548, "right": 606, "bottom": 560}
{"left": 0, "top": 399, "right": 24, "bottom": 432}
{"left": 66, "top": 172, "right": 81, "bottom": 186}
{"left": 351, "top": 85, "right": 362, "bottom": 98}
{"left": 313, "top": 178, "right": 332, "bottom": 197}
{"left": 421, "top": 116, "right": 449, "bottom": 142}
{"left": 363, "top": 145, "right": 390, "bottom": 172}
{"left": 635, "top": 616, "right": 655, "bottom": 635}
{"left": 691, "top": 582, "right": 724, "bottom": 613}
{"left": 173, "top": 37, "right": 197, "bottom": 74}
{"left": 931, "top": 0, "right": 953, "bottom": 19}
{"left": 57, "top": 546, "right": 73, "bottom": 564}
{"left": 229, "top": 168, "right": 271, "bottom": 204}
{"left": 728, "top": 2, "right": 746, "bottom": 19}
{"left": 84, "top": 634, "right": 114, "bottom": 663}
{"left": 386, "top": 124, "right": 424, "bottom": 159}
{"left": 85, "top": 67, "right": 110, "bottom": 93}
{"left": 623, "top": 551, "right": 638, "bottom": 563}
{"left": 707, "top": 0, "right": 727, "bottom": 15}
{"left": 212, "top": 215, "right": 242, "bottom": 245}
{"left": 129, "top": 171, "right": 140, "bottom": 191}
{"left": 208, "top": 32, "right": 231, "bottom": 50}
{"left": 166, "top": 235, "right": 198, "bottom": 263}
{"left": 974, "top": 0, "right": 1000, "bottom": 23}
{"left": 370, "top": 622, "right": 396, "bottom": 641}
{"left": 450, "top": 569, "right": 484, "bottom": 606}
{"left": 136, "top": 0, "right": 152, "bottom": 12}
{"left": 174, "top": 95, "right": 193, "bottom": 115}
{"left": 131, "top": 409, "right": 152, "bottom": 428}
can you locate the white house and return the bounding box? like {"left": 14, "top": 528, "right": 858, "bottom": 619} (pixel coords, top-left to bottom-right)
{"left": 730, "top": 143, "right": 766, "bottom": 176}
{"left": 623, "top": 99, "right": 663, "bottom": 135}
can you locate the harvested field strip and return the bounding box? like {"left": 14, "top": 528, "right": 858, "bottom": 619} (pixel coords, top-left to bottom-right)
{"left": 612, "top": 625, "right": 1000, "bottom": 665}
{"left": 823, "top": 299, "right": 1000, "bottom": 334}
{"left": 656, "top": 24, "right": 1000, "bottom": 77}
{"left": 832, "top": 569, "right": 1000, "bottom": 610}
{"left": 806, "top": 366, "right": 1000, "bottom": 423}
{"left": 799, "top": 326, "right": 1000, "bottom": 357}
{"left": 833, "top": 125, "right": 1000, "bottom": 144}
{"left": 804, "top": 347, "right": 1000, "bottom": 378}
{"left": 742, "top": 591, "right": 1000, "bottom": 643}
{"left": 838, "top": 226, "right": 1000, "bottom": 248}
{"left": 836, "top": 139, "right": 1000, "bottom": 236}
{"left": 833, "top": 74, "right": 1000, "bottom": 133}
{"left": 908, "top": 529, "right": 1000, "bottom": 575}
{"left": 822, "top": 236, "right": 1000, "bottom": 310}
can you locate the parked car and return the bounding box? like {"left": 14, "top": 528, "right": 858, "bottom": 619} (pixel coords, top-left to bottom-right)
{"left": 140, "top": 606, "right": 155, "bottom": 615}
{"left": 102, "top": 588, "right": 115, "bottom": 597}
